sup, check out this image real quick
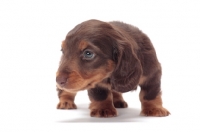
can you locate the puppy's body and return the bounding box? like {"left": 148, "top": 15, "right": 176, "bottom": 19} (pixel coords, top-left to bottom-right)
{"left": 56, "top": 19, "right": 170, "bottom": 117}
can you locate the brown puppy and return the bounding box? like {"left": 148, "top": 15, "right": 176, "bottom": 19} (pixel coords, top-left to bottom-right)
{"left": 56, "top": 19, "right": 170, "bottom": 117}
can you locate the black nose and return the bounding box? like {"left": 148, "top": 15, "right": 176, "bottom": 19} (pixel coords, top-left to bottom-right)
{"left": 56, "top": 74, "right": 68, "bottom": 87}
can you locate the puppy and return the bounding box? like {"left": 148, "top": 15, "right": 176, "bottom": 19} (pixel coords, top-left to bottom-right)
{"left": 56, "top": 19, "right": 170, "bottom": 117}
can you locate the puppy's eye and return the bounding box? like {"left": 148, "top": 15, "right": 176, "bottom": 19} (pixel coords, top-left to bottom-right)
{"left": 83, "top": 50, "right": 95, "bottom": 60}
{"left": 60, "top": 49, "right": 64, "bottom": 54}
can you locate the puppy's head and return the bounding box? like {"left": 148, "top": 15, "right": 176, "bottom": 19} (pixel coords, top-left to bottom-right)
{"left": 56, "top": 20, "right": 142, "bottom": 93}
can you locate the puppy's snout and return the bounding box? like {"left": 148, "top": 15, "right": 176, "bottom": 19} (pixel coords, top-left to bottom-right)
{"left": 56, "top": 74, "right": 68, "bottom": 87}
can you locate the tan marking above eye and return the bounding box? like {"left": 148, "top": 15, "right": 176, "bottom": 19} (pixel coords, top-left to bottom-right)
{"left": 78, "top": 41, "right": 89, "bottom": 51}
{"left": 61, "top": 40, "right": 67, "bottom": 50}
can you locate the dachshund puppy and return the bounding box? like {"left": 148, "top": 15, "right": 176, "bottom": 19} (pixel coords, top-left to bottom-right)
{"left": 56, "top": 19, "right": 170, "bottom": 117}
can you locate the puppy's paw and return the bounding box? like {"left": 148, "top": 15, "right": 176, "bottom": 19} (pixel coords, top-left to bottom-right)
{"left": 90, "top": 108, "right": 117, "bottom": 117}
{"left": 57, "top": 101, "right": 77, "bottom": 109}
{"left": 114, "top": 101, "right": 128, "bottom": 108}
{"left": 140, "top": 107, "right": 170, "bottom": 117}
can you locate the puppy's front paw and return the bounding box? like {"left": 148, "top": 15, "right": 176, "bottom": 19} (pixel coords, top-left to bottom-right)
{"left": 140, "top": 107, "right": 170, "bottom": 117}
{"left": 90, "top": 108, "right": 117, "bottom": 117}
{"left": 57, "top": 101, "right": 77, "bottom": 109}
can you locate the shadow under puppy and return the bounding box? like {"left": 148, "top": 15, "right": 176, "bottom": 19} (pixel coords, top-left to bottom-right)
{"left": 56, "top": 19, "right": 170, "bottom": 117}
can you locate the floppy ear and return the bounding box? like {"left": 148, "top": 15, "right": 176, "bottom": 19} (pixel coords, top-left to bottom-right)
{"left": 111, "top": 42, "right": 142, "bottom": 93}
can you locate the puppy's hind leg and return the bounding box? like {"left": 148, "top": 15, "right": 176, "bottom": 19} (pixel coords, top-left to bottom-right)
{"left": 112, "top": 90, "right": 128, "bottom": 108}
{"left": 88, "top": 87, "right": 117, "bottom": 117}
{"left": 139, "top": 70, "right": 170, "bottom": 117}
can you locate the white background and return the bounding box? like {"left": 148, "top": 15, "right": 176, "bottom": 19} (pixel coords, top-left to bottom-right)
{"left": 0, "top": 0, "right": 200, "bottom": 131}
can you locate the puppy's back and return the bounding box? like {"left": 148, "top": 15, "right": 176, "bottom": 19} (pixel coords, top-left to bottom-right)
{"left": 109, "top": 21, "right": 151, "bottom": 48}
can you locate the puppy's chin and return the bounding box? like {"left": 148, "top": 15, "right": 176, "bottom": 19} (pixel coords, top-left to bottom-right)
{"left": 56, "top": 83, "right": 94, "bottom": 93}
{"left": 56, "top": 75, "right": 108, "bottom": 93}
{"left": 61, "top": 88, "right": 79, "bottom": 93}
{"left": 56, "top": 84, "right": 76, "bottom": 93}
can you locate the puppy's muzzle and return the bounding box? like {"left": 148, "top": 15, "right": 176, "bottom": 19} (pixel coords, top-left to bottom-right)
{"left": 56, "top": 74, "right": 68, "bottom": 87}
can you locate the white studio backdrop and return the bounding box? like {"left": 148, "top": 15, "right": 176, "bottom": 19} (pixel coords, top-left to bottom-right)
{"left": 0, "top": 0, "right": 200, "bottom": 131}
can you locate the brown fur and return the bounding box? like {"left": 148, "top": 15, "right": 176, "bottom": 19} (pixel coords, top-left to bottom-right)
{"left": 112, "top": 90, "right": 128, "bottom": 108}
{"left": 56, "top": 19, "right": 170, "bottom": 117}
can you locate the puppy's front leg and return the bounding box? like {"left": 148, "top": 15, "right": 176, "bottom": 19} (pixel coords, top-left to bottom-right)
{"left": 88, "top": 87, "right": 117, "bottom": 117}
{"left": 57, "top": 88, "right": 77, "bottom": 109}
